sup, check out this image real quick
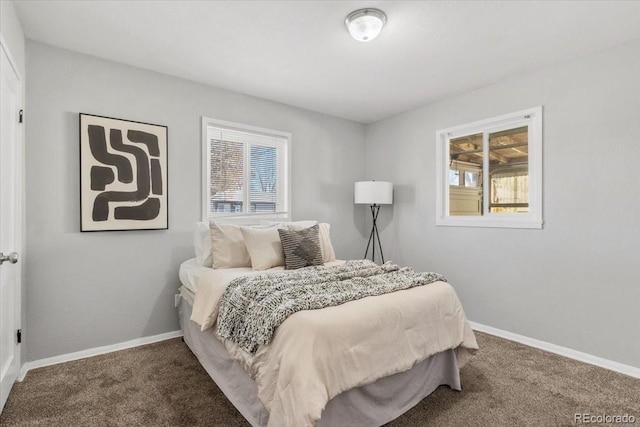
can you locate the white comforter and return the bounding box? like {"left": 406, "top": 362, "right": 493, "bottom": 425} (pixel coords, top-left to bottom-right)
{"left": 191, "top": 262, "right": 478, "bottom": 427}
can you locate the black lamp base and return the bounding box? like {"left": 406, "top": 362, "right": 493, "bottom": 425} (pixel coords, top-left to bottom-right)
{"left": 364, "top": 204, "right": 385, "bottom": 264}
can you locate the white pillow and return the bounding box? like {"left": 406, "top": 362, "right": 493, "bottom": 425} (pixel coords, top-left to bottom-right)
{"left": 262, "top": 220, "right": 336, "bottom": 263}
{"left": 241, "top": 227, "right": 285, "bottom": 270}
{"left": 209, "top": 222, "right": 252, "bottom": 268}
{"left": 194, "top": 221, "right": 212, "bottom": 267}
{"left": 317, "top": 223, "right": 336, "bottom": 263}
{"left": 260, "top": 219, "right": 318, "bottom": 229}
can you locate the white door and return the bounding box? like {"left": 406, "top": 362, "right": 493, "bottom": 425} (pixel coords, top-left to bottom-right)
{"left": 0, "top": 40, "right": 23, "bottom": 413}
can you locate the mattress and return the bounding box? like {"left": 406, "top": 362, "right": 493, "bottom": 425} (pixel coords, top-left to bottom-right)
{"left": 178, "top": 257, "right": 213, "bottom": 294}
{"left": 179, "top": 286, "right": 194, "bottom": 306}
{"left": 178, "top": 295, "right": 462, "bottom": 427}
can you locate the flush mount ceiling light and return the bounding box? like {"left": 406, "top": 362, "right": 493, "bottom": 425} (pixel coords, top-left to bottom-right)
{"left": 345, "top": 8, "right": 387, "bottom": 42}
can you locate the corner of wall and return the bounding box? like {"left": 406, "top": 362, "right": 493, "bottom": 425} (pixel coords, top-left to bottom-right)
{"left": 0, "top": 1, "right": 26, "bottom": 76}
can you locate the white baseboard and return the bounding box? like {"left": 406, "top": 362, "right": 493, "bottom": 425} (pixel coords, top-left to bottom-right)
{"left": 17, "top": 324, "right": 640, "bottom": 382}
{"left": 469, "top": 321, "right": 640, "bottom": 379}
{"left": 18, "top": 330, "right": 183, "bottom": 381}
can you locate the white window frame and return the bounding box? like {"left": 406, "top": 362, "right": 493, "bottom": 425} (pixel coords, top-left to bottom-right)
{"left": 435, "top": 106, "right": 543, "bottom": 229}
{"left": 201, "top": 117, "right": 291, "bottom": 223}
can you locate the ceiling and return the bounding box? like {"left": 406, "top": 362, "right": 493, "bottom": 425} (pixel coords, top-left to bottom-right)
{"left": 13, "top": 1, "right": 640, "bottom": 123}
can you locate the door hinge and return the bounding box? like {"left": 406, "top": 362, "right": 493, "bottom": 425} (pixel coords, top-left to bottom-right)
{"left": 16, "top": 329, "right": 22, "bottom": 344}
{"left": 19, "top": 109, "right": 23, "bottom": 123}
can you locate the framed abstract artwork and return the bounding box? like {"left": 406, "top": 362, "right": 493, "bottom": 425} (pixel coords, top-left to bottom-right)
{"left": 79, "top": 113, "right": 168, "bottom": 231}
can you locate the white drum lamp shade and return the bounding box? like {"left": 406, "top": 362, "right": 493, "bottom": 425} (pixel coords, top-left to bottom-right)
{"left": 354, "top": 181, "right": 393, "bottom": 205}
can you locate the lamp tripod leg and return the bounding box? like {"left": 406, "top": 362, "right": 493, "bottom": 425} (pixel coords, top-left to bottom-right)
{"left": 364, "top": 224, "right": 375, "bottom": 260}
{"left": 373, "top": 219, "right": 384, "bottom": 264}
{"left": 372, "top": 223, "right": 376, "bottom": 263}
{"left": 371, "top": 204, "right": 384, "bottom": 263}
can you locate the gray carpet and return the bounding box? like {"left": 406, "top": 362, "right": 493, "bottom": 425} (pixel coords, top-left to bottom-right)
{"left": 1, "top": 332, "right": 638, "bottom": 426}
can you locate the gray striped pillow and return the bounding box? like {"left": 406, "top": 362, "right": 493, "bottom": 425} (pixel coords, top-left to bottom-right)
{"left": 278, "top": 225, "right": 324, "bottom": 270}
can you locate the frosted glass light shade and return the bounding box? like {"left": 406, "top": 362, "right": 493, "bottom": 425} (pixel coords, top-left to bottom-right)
{"left": 354, "top": 181, "right": 393, "bottom": 205}
{"left": 345, "top": 9, "right": 387, "bottom": 42}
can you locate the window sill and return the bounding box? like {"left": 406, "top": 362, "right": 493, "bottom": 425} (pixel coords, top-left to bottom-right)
{"left": 205, "top": 212, "right": 290, "bottom": 225}
{"left": 436, "top": 216, "right": 543, "bottom": 229}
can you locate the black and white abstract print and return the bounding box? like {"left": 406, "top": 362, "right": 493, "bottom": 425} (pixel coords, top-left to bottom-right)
{"left": 80, "top": 114, "right": 168, "bottom": 231}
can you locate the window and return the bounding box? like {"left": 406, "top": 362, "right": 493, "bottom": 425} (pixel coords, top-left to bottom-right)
{"left": 435, "top": 107, "right": 542, "bottom": 228}
{"left": 202, "top": 117, "right": 290, "bottom": 221}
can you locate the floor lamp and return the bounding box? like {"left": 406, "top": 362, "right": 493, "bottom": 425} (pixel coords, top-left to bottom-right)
{"left": 355, "top": 181, "right": 393, "bottom": 264}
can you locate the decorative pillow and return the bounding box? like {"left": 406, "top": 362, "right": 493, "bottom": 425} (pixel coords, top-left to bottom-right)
{"left": 284, "top": 222, "right": 336, "bottom": 263}
{"left": 209, "top": 222, "right": 252, "bottom": 269}
{"left": 278, "top": 225, "right": 324, "bottom": 270}
{"left": 241, "top": 226, "right": 285, "bottom": 271}
{"left": 260, "top": 220, "right": 337, "bottom": 262}
{"left": 194, "top": 221, "right": 213, "bottom": 267}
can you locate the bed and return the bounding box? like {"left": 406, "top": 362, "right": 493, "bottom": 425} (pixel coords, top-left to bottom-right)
{"left": 177, "top": 221, "right": 478, "bottom": 427}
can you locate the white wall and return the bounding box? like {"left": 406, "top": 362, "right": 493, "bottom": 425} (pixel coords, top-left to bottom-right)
{"left": 25, "top": 41, "right": 366, "bottom": 362}
{"left": 365, "top": 39, "right": 640, "bottom": 368}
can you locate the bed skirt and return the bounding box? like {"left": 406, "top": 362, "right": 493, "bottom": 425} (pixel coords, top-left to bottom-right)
{"left": 178, "top": 295, "right": 461, "bottom": 427}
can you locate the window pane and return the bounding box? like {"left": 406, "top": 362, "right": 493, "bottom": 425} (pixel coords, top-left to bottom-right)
{"left": 250, "top": 145, "right": 277, "bottom": 213}
{"left": 449, "top": 133, "right": 483, "bottom": 216}
{"left": 464, "top": 171, "right": 479, "bottom": 188}
{"left": 450, "top": 133, "right": 483, "bottom": 165}
{"left": 210, "top": 139, "right": 244, "bottom": 213}
{"left": 449, "top": 170, "right": 460, "bottom": 186}
{"left": 488, "top": 126, "right": 529, "bottom": 213}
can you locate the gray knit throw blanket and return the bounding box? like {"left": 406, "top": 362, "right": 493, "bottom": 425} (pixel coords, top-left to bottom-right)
{"left": 216, "top": 260, "right": 446, "bottom": 354}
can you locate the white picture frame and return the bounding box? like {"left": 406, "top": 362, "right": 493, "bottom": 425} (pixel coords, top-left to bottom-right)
{"left": 79, "top": 113, "right": 168, "bottom": 231}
